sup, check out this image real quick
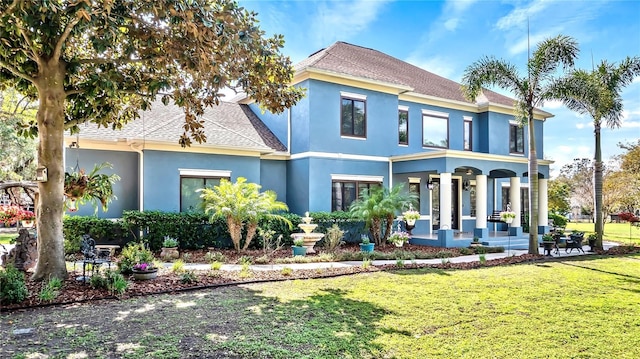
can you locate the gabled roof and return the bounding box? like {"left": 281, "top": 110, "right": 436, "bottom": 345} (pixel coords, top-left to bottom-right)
{"left": 295, "top": 41, "right": 522, "bottom": 109}
{"left": 72, "top": 100, "right": 286, "bottom": 153}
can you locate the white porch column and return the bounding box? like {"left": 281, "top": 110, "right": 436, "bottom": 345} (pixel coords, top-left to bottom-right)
{"left": 509, "top": 177, "right": 521, "bottom": 228}
{"left": 440, "top": 172, "right": 452, "bottom": 230}
{"left": 475, "top": 175, "right": 487, "bottom": 228}
{"left": 474, "top": 174, "right": 488, "bottom": 240}
{"left": 539, "top": 178, "right": 549, "bottom": 227}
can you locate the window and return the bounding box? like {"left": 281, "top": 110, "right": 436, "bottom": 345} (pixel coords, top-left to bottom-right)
{"left": 332, "top": 181, "right": 380, "bottom": 211}
{"left": 341, "top": 97, "right": 366, "bottom": 138}
{"left": 180, "top": 177, "right": 226, "bottom": 212}
{"left": 422, "top": 112, "right": 449, "bottom": 148}
{"left": 398, "top": 110, "right": 408, "bottom": 145}
{"left": 463, "top": 118, "right": 472, "bottom": 151}
{"left": 408, "top": 181, "right": 420, "bottom": 211}
{"left": 510, "top": 124, "right": 524, "bottom": 153}
{"left": 469, "top": 184, "right": 476, "bottom": 217}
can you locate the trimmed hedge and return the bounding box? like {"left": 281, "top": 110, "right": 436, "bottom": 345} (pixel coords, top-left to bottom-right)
{"left": 63, "top": 216, "right": 133, "bottom": 254}
{"left": 63, "top": 210, "right": 368, "bottom": 253}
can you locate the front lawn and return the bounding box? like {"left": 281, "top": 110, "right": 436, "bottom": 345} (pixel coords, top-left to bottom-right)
{"left": 566, "top": 221, "right": 640, "bottom": 244}
{"left": 3, "top": 254, "right": 640, "bottom": 358}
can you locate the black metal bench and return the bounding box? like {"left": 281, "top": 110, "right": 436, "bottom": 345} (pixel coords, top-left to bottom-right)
{"left": 565, "top": 233, "right": 585, "bottom": 254}
{"left": 81, "top": 234, "right": 112, "bottom": 282}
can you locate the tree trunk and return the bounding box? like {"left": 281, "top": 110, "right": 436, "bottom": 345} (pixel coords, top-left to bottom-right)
{"left": 370, "top": 217, "right": 382, "bottom": 246}
{"left": 382, "top": 213, "right": 394, "bottom": 245}
{"left": 226, "top": 216, "right": 243, "bottom": 251}
{"left": 32, "top": 60, "right": 68, "bottom": 281}
{"left": 593, "top": 121, "right": 604, "bottom": 250}
{"left": 527, "top": 110, "right": 539, "bottom": 255}
{"left": 243, "top": 221, "right": 258, "bottom": 251}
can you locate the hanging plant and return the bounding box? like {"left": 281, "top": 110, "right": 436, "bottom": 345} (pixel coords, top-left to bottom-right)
{"left": 64, "top": 162, "right": 120, "bottom": 213}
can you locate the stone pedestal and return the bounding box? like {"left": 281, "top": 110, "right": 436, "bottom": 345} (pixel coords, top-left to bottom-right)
{"left": 3, "top": 229, "right": 38, "bottom": 271}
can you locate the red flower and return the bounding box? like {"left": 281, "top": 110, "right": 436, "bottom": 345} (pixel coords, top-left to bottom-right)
{"left": 619, "top": 212, "right": 640, "bottom": 223}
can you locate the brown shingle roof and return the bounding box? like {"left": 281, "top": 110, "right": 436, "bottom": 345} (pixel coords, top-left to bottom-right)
{"left": 73, "top": 100, "right": 286, "bottom": 152}
{"left": 295, "top": 41, "right": 517, "bottom": 107}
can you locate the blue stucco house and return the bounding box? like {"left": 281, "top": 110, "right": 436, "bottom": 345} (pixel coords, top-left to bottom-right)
{"left": 65, "top": 42, "right": 553, "bottom": 247}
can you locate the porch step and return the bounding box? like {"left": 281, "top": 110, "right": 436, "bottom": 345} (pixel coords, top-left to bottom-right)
{"left": 482, "top": 238, "right": 530, "bottom": 250}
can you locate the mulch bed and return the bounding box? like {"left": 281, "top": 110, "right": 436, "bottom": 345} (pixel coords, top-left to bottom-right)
{"left": 3, "top": 245, "right": 639, "bottom": 312}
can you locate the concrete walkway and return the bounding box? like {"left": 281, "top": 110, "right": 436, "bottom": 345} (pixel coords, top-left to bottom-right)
{"left": 166, "top": 241, "right": 619, "bottom": 272}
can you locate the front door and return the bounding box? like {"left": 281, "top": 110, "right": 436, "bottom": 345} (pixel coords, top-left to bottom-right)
{"left": 431, "top": 178, "right": 460, "bottom": 230}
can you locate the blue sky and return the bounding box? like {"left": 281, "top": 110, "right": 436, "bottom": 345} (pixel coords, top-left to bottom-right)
{"left": 240, "top": 0, "right": 640, "bottom": 176}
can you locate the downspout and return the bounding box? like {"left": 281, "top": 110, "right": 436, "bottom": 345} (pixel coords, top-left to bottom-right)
{"left": 388, "top": 159, "right": 393, "bottom": 188}
{"left": 129, "top": 143, "right": 144, "bottom": 212}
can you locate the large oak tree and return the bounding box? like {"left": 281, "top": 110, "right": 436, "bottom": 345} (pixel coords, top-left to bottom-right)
{"left": 0, "top": 0, "right": 304, "bottom": 280}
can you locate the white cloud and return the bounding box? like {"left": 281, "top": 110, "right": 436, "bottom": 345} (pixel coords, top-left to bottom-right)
{"left": 547, "top": 144, "right": 592, "bottom": 177}
{"left": 621, "top": 120, "right": 640, "bottom": 129}
{"left": 507, "top": 28, "right": 562, "bottom": 55}
{"left": 541, "top": 99, "right": 564, "bottom": 110}
{"left": 444, "top": 18, "right": 459, "bottom": 31}
{"left": 405, "top": 56, "right": 457, "bottom": 79}
{"left": 311, "top": 0, "right": 392, "bottom": 46}
{"left": 496, "top": 0, "right": 554, "bottom": 30}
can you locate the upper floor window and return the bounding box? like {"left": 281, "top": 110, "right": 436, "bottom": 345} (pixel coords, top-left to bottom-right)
{"left": 398, "top": 109, "right": 408, "bottom": 145}
{"left": 179, "top": 169, "right": 231, "bottom": 212}
{"left": 341, "top": 95, "right": 366, "bottom": 138}
{"left": 332, "top": 180, "right": 381, "bottom": 212}
{"left": 509, "top": 123, "right": 524, "bottom": 154}
{"left": 463, "top": 117, "right": 472, "bottom": 151}
{"left": 422, "top": 110, "right": 449, "bottom": 148}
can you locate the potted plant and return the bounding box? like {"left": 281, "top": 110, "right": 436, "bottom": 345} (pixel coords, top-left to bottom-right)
{"left": 470, "top": 236, "right": 482, "bottom": 247}
{"left": 359, "top": 234, "right": 375, "bottom": 253}
{"left": 292, "top": 238, "right": 307, "bottom": 256}
{"left": 117, "top": 242, "right": 155, "bottom": 274}
{"left": 500, "top": 211, "right": 516, "bottom": 224}
{"left": 132, "top": 262, "right": 158, "bottom": 280}
{"left": 160, "top": 236, "right": 180, "bottom": 259}
{"left": 19, "top": 209, "right": 35, "bottom": 228}
{"left": 587, "top": 233, "right": 597, "bottom": 251}
{"left": 388, "top": 230, "right": 410, "bottom": 247}
{"left": 64, "top": 162, "right": 120, "bottom": 213}
{"left": 541, "top": 233, "right": 556, "bottom": 255}
{"left": 402, "top": 208, "right": 421, "bottom": 226}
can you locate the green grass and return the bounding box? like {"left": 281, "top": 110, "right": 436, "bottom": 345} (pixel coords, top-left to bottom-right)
{"left": 566, "top": 222, "right": 640, "bottom": 244}
{"left": 3, "top": 254, "right": 640, "bottom": 358}
{"left": 0, "top": 232, "right": 17, "bottom": 244}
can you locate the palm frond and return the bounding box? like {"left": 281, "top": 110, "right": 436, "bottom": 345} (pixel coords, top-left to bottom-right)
{"left": 460, "top": 56, "right": 525, "bottom": 102}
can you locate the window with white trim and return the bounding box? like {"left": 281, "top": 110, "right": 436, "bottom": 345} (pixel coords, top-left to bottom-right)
{"left": 332, "top": 181, "right": 381, "bottom": 212}
{"left": 179, "top": 169, "right": 231, "bottom": 212}
{"left": 341, "top": 96, "right": 366, "bottom": 138}
{"left": 463, "top": 118, "right": 472, "bottom": 151}
{"left": 422, "top": 112, "right": 449, "bottom": 148}
{"left": 398, "top": 109, "right": 408, "bottom": 145}
{"left": 510, "top": 124, "right": 524, "bottom": 154}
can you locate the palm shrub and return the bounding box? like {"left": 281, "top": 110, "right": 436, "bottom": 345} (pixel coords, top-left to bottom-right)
{"left": 461, "top": 34, "right": 579, "bottom": 255}
{"left": 349, "top": 184, "right": 417, "bottom": 246}
{"left": 200, "top": 177, "right": 291, "bottom": 251}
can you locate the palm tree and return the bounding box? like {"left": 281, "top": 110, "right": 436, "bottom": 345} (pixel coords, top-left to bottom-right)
{"left": 461, "top": 35, "right": 579, "bottom": 255}
{"left": 349, "top": 184, "right": 417, "bottom": 246}
{"left": 550, "top": 57, "right": 640, "bottom": 250}
{"left": 200, "top": 177, "right": 291, "bottom": 251}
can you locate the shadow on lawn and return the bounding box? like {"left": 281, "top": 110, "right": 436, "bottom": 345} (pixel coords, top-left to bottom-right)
{"left": 556, "top": 254, "right": 640, "bottom": 282}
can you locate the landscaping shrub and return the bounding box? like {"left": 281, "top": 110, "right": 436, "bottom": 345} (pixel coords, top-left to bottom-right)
{"left": 0, "top": 265, "right": 28, "bottom": 305}
{"left": 118, "top": 242, "right": 155, "bottom": 274}
{"left": 549, "top": 213, "right": 568, "bottom": 228}
{"left": 63, "top": 216, "right": 132, "bottom": 254}
{"left": 123, "top": 210, "right": 228, "bottom": 250}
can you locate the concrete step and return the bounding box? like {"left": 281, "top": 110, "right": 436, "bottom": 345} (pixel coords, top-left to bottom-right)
{"left": 482, "top": 238, "right": 530, "bottom": 249}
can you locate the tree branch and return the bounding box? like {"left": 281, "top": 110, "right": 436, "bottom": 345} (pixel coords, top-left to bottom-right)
{"left": 0, "top": 59, "right": 36, "bottom": 83}
{"left": 16, "top": 25, "right": 40, "bottom": 65}
{"left": 52, "top": 14, "right": 82, "bottom": 61}
{"left": 75, "top": 57, "right": 153, "bottom": 65}
{"left": 0, "top": 0, "right": 20, "bottom": 17}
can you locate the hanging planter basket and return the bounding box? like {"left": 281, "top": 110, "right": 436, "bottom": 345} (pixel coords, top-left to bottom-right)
{"left": 63, "top": 163, "right": 120, "bottom": 213}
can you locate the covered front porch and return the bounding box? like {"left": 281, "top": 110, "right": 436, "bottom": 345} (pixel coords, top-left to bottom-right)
{"left": 391, "top": 150, "right": 552, "bottom": 248}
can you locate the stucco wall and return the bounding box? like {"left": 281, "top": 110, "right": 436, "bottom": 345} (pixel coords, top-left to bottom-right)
{"left": 64, "top": 148, "right": 139, "bottom": 218}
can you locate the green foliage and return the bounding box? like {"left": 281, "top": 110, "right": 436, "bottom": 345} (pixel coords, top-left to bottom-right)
{"left": 349, "top": 184, "right": 417, "bottom": 246}
{"left": 205, "top": 252, "right": 226, "bottom": 264}
{"left": 64, "top": 162, "right": 120, "bottom": 213}
{"left": 549, "top": 212, "right": 568, "bottom": 228}
{"left": 39, "top": 276, "right": 63, "bottom": 302}
{"left": 118, "top": 242, "right": 155, "bottom": 274}
{"left": 479, "top": 253, "right": 486, "bottom": 264}
{"left": 200, "top": 177, "right": 291, "bottom": 251}
{"left": 281, "top": 267, "right": 293, "bottom": 276}
{"left": 162, "top": 236, "right": 179, "bottom": 248}
{"left": 123, "top": 210, "right": 226, "bottom": 250}
{"left": 324, "top": 224, "right": 345, "bottom": 252}
{"left": 89, "top": 270, "right": 128, "bottom": 295}
{"left": 548, "top": 179, "right": 572, "bottom": 214}
{"left": 210, "top": 261, "right": 223, "bottom": 271}
{"left": 63, "top": 216, "right": 133, "bottom": 254}
{"left": 0, "top": 88, "right": 37, "bottom": 180}
{"left": 0, "top": 264, "right": 28, "bottom": 305}
{"left": 180, "top": 271, "right": 198, "bottom": 284}
{"left": 172, "top": 259, "right": 185, "bottom": 273}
